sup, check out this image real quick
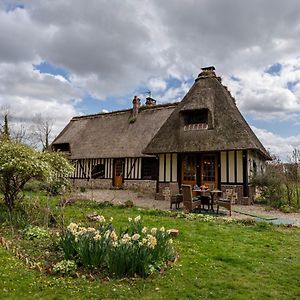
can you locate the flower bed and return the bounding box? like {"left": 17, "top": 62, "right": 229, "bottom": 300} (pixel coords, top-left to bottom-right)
{"left": 60, "top": 215, "right": 175, "bottom": 277}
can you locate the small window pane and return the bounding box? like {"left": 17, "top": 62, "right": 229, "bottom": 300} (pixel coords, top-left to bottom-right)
{"left": 91, "top": 164, "right": 105, "bottom": 179}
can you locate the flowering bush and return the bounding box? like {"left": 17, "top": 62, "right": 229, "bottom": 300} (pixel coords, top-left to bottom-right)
{"left": 60, "top": 215, "right": 175, "bottom": 277}
{"left": 53, "top": 260, "right": 77, "bottom": 275}
{"left": 22, "top": 225, "right": 49, "bottom": 240}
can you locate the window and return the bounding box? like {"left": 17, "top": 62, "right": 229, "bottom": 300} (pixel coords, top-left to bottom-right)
{"left": 91, "top": 164, "right": 105, "bottom": 179}
{"left": 184, "top": 109, "right": 208, "bottom": 125}
{"left": 182, "top": 155, "right": 196, "bottom": 182}
{"left": 141, "top": 158, "right": 158, "bottom": 180}
{"left": 52, "top": 143, "right": 70, "bottom": 152}
{"left": 183, "top": 109, "right": 209, "bottom": 131}
{"left": 202, "top": 156, "right": 216, "bottom": 182}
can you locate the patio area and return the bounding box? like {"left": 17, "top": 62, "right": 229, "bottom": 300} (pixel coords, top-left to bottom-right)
{"left": 77, "top": 189, "right": 300, "bottom": 226}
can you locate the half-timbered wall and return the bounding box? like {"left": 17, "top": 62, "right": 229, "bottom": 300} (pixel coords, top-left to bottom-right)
{"left": 220, "top": 150, "right": 243, "bottom": 184}
{"left": 72, "top": 158, "right": 114, "bottom": 179}
{"left": 158, "top": 153, "right": 178, "bottom": 182}
{"left": 124, "top": 157, "right": 142, "bottom": 179}
{"left": 71, "top": 157, "right": 144, "bottom": 180}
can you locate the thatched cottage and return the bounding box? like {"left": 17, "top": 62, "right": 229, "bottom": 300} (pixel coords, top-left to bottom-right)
{"left": 52, "top": 67, "right": 270, "bottom": 204}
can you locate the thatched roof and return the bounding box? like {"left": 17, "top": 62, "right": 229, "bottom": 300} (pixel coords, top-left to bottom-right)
{"left": 52, "top": 104, "right": 176, "bottom": 159}
{"left": 143, "top": 67, "right": 271, "bottom": 159}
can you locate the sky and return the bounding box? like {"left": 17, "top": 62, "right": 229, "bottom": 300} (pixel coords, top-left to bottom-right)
{"left": 1, "top": 0, "right": 300, "bottom": 160}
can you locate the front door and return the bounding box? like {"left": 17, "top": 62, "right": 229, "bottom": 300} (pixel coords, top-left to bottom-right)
{"left": 181, "top": 154, "right": 197, "bottom": 186}
{"left": 181, "top": 154, "right": 218, "bottom": 188}
{"left": 114, "top": 159, "right": 124, "bottom": 187}
{"left": 201, "top": 155, "right": 217, "bottom": 189}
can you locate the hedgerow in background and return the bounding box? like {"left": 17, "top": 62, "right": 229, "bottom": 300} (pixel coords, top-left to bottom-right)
{"left": 60, "top": 215, "right": 175, "bottom": 277}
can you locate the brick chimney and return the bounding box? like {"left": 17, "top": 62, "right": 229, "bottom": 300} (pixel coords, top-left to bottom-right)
{"left": 132, "top": 95, "right": 140, "bottom": 118}
{"left": 145, "top": 96, "right": 156, "bottom": 107}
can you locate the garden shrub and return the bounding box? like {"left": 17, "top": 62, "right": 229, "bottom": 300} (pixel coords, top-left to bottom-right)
{"left": 79, "top": 186, "right": 86, "bottom": 193}
{"left": 60, "top": 215, "right": 175, "bottom": 277}
{"left": 23, "top": 180, "right": 48, "bottom": 192}
{"left": 22, "top": 225, "right": 49, "bottom": 240}
{"left": 251, "top": 172, "right": 285, "bottom": 208}
{"left": 53, "top": 260, "right": 77, "bottom": 276}
{"left": 46, "top": 179, "right": 72, "bottom": 196}
{"left": 124, "top": 200, "right": 134, "bottom": 208}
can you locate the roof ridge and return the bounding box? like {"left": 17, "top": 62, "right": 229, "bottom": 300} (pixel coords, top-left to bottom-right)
{"left": 72, "top": 102, "right": 178, "bottom": 121}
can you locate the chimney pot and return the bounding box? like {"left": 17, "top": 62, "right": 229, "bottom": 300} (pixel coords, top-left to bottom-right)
{"left": 132, "top": 95, "right": 140, "bottom": 118}
{"left": 196, "top": 66, "right": 217, "bottom": 81}
{"left": 145, "top": 97, "right": 156, "bottom": 107}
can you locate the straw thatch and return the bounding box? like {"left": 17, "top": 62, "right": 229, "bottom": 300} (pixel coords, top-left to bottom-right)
{"left": 52, "top": 104, "right": 176, "bottom": 159}
{"left": 143, "top": 68, "right": 271, "bottom": 159}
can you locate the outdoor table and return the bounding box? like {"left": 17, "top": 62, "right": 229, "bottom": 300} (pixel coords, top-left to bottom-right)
{"left": 192, "top": 189, "right": 212, "bottom": 210}
{"left": 192, "top": 189, "right": 223, "bottom": 211}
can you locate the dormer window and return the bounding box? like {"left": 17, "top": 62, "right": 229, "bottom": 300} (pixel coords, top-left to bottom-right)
{"left": 183, "top": 109, "right": 209, "bottom": 131}
{"left": 52, "top": 143, "right": 70, "bottom": 152}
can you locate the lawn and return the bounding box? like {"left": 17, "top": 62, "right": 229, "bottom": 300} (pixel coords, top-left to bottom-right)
{"left": 0, "top": 197, "right": 300, "bottom": 300}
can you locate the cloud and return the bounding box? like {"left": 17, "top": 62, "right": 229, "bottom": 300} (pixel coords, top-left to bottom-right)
{"left": 224, "top": 58, "right": 300, "bottom": 121}
{"left": 148, "top": 78, "right": 167, "bottom": 93}
{"left": 251, "top": 126, "right": 300, "bottom": 161}
{"left": 1, "top": 0, "right": 300, "bottom": 148}
{"left": 0, "top": 62, "right": 82, "bottom": 136}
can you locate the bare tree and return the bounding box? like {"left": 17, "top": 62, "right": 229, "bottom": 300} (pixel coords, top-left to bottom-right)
{"left": 31, "top": 113, "right": 53, "bottom": 151}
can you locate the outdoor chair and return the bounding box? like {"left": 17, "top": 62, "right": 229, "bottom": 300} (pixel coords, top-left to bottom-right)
{"left": 217, "top": 188, "right": 237, "bottom": 216}
{"left": 169, "top": 183, "right": 183, "bottom": 209}
{"left": 182, "top": 184, "right": 201, "bottom": 213}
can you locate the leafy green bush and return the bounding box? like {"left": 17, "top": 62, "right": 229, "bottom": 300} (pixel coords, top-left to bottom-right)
{"left": 79, "top": 187, "right": 86, "bottom": 193}
{"left": 251, "top": 172, "right": 285, "bottom": 208}
{"left": 124, "top": 200, "right": 134, "bottom": 208}
{"left": 53, "top": 260, "right": 77, "bottom": 276}
{"left": 23, "top": 180, "right": 48, "bottom": 192}
{"left": 22, "top": 226, "right": 49, "bottom": 240}
{"left": 60, "top": 215, "right": 175, "bottom": 277}
{"left": 46, "top": 179, "right": 72, "bottom": 196}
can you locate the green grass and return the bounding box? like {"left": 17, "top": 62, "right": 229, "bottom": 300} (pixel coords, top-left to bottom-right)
{"left": 0, "top": 198, "right": 300, "bottom": 299}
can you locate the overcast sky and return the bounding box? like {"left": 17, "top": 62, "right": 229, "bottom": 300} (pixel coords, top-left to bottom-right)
{"left": 1, "top": 0, "right": 300, "bottom": 160}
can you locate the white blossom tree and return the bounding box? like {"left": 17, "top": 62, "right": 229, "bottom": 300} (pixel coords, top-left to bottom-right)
{"left": 0, "top": 140, "right": 73, "bottom": 211}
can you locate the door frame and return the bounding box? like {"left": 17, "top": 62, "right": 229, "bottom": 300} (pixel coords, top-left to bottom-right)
{"left": 113, "top": 158, "right": 125, "bottom": 187}
{"left": 179, "top": 153, "right": 219, "bottom": 188}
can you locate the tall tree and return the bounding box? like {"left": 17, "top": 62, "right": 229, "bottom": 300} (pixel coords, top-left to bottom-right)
{"left": 31, "top": 114, "right": 53, "bottom": 151}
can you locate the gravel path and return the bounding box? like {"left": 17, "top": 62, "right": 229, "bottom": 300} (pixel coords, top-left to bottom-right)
{"left": 79, "top": 189, "right": 300, "bottom": 226}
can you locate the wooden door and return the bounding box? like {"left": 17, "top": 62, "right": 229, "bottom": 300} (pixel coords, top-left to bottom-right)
{"left": 181, "top": 155, "right": 197, "bottom": 186}
{"left": 114, "top": 159, "right": 124, "bottom": 187}
{"left": 201, "top": 155, "right": 217, "bottom": 189}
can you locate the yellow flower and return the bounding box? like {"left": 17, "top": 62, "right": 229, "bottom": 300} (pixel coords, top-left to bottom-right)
{"left": 95, "top": 215, "right": 106, "bottom": 223}
{"left": 132, "top": 234, "right": 140, "bottom": 241}
{"left": 147, "top": 235, "right": 157, "bottom": 249}
{"left": 150, "top": 228, "right": 157, "bottom": 235}
{"left": 121, "top": 234, "right": 131, "bottom": 244}
{"left": 94, "top": 234, "right": 101, "bottom": 241}
{"left": 67, "top": 223, "right": 78, "bottom": 233}
{"left": 134, "top": 215, "right": 141, "bottom": 222}
{"left": 110, "top": 231, "right": 118, "bottom": 241}
{"left": 141, "top": 227, "right": 147, "bottom": 234}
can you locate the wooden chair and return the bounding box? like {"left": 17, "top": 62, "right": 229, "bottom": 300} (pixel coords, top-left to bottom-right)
{"left": 217, "top": 188, "right": 237, "bottom": 216}
{"left": 181, "top": 184, "right": 201, "bottom": 213}
{"left": 169, "top": 183, "right": 183, "bottom": 209}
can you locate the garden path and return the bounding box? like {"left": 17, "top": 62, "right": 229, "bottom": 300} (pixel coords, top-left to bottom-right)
{"left": 78, "top": 189, "right": 300, "bottom": 226}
